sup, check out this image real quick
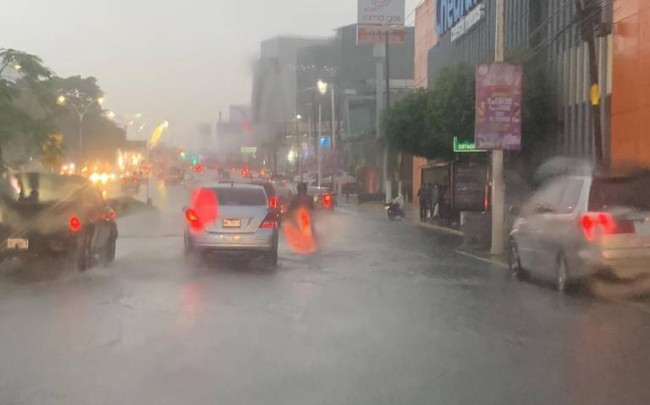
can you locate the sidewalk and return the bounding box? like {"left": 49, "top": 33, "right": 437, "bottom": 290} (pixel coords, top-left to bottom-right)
{"left": 402, "top": 204, "right": 508, "bottom": 269}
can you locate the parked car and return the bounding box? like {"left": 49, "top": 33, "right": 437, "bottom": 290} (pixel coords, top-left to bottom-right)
{"left": 184, "top": 183, "right": 279, "bottom": 267}
{"left": 509, "top": 171, "right": 650, "bottom": 295}
{"left": 120, "top": 175, "right": 140, "bottom": 193}
{"left": 0, "top": 172, "right": 118, "bottom": 271}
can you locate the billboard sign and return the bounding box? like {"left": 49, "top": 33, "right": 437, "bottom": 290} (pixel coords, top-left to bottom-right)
{"left": 357, "top": 25, "right": 406, "bottom": 45}
{"left": 358, "top": 0, "right": 405, "bottom": 26}
{"left": 475, "top": 63, "right": 523, "bottom": 150}
{"left": 436, "top": 0, "right": 481, "bottom": 36}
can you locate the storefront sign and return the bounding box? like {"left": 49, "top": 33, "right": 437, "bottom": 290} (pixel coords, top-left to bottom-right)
{"left": 450, "top": 4, "right": 485, "bottom": 42}
{"left": 357, "top": 25, "right": 407, "bottom": 45}
{"left": 358, "top": 0, "right": 405, "bottom": 26}
{"left": 475, "top": 63, "right": 523, "bottom": 150}
{"left": 453, "top": 137, "right": 485, "bottom": 153}
{"left": 436, "top": 0, "right": 481, "bottom": 37}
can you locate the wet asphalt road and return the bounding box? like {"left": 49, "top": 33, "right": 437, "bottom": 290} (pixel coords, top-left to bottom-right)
{"left": 0, "top": 183, "right": 649, "bottom": 405}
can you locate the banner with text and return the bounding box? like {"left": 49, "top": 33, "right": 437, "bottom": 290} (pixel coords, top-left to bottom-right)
{"left": 356, "top": 25, "right": 406, "bottom": 45}
{"left": 358, "top": 0, "right": 405, "bottom": 26}
{"left": 475, "top": 63, "right": 523, "bottom": 150}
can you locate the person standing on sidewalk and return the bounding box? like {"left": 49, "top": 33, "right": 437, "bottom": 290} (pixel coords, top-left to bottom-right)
{"left": 430, "top": 184, "right": 440, "bottom": 221}
{"left": 417, "top": 184, "right": 427, "bottom": 222}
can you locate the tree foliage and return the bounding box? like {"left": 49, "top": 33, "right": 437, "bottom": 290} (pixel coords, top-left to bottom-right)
{"left": 384, "top": 61, "right": 555, "bottom": 168}
{"left": 0, "top": 49, "right": 56, "bottom": 162}
{"left": 384, "top": 64, "right": 475, "bottom": 160}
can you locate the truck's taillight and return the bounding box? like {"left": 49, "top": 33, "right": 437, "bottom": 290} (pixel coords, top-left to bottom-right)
{"left": 69, "top": 216, "right": 82, "bottom": 232}
{"left": 185, "top": 209, "right": 203, "bottom": 232}
{"left": 581, "top": 213, "right": 634, "bottom": 241}
{"left": 260, "top": 212, "right": 278, "bottom": 229}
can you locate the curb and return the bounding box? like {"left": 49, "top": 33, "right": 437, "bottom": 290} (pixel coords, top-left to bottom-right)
{"left": 415, "top": 221, "right": 464, "bottom": 236}
{"left": 455, "top": 248, "right": 508, "bottom": 269}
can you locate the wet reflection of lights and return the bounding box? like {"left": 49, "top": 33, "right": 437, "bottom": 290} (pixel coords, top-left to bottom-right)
{"left": 282, "top": 208, "right": 317, "bottom": 254}
{"left": 178, "top": 282, "right": 205, "bottom": 330}
{"left": 155, "top": 180, "right": 168, "bottom": 210}
{"left": 188, "top": 188, "right": 219, "bottom": 234}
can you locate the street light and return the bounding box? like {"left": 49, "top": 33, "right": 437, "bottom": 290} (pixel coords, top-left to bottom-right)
{"left": 57, "top": 92, "right": 106, "bottom": 165}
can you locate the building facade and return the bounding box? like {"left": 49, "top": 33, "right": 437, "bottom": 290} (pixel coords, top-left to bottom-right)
{"left": 611, "top": 0, "right": 650, "bottom": 170}
{"left": 428, "top": 0, "right": 613, "bottom": 164}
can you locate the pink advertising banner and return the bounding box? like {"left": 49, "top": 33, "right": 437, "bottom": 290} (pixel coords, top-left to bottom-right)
{"left": 474, "top": 63, "right": 523, "bottom": 150}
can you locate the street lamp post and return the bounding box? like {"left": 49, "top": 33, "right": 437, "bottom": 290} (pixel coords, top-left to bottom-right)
{"left": 57, "top": 93, "right": 104, "bottom": 166}
{"left": 295, "top": 114, "right": 303, "bottom": 181}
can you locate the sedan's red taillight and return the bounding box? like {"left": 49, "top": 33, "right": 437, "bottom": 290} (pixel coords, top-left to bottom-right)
{"left": 260, "top": 212, "right": 278, "bottom": 229}
{"left": 69, "top": 216, "right": 82, "bottom": 232}
{"left": 269, "top": 196, "right": 278, "bottom": 209}
{"left": 185, "top": 209, "right": 203, "bottom": 232}
{"left": 581, "top": 213, "right": 634, "bottom": 241}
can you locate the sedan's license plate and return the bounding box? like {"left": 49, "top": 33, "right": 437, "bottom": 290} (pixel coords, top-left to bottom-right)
{"left": 7, "top": 238, "right": 29, "bottom": 250}
{"left": 222, "top": 219, "right": 241, "bottom": 228}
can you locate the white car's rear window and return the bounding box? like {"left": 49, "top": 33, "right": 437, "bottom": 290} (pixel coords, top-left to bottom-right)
{"left": 210, "top": 187, "right": 266, "bottom": 206}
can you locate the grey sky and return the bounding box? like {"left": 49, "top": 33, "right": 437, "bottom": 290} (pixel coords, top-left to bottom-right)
{"left": 3, "top": 0, "right": 419, "bottom": 141}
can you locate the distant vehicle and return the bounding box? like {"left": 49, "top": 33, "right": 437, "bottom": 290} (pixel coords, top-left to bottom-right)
{"left": 164, "top": 166, "right": 184, "bottom": 185}
{"left": 509, "top": 171, "right": 650, "bottom": 295}
{"left": 120, "top": 175, "right": 140, "bottom": 193}
{"left": 250, "top": 180, "right": 280, "bottom": 214}
{"left": 184, "top": 183, "right": 279, "bottom": 267}
{"left": 274, "top": 182, "right": 297, "bottom": 214}
{"left": 0, "top": 173, "right": 118, "bottom": 271}
{"left": 308, "top": 186, "right": 335, "bottom": 210}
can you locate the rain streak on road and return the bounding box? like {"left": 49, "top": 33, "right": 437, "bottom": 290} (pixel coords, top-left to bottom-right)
{"left": 0, "top": 182, "right": 649, "bottom": 405}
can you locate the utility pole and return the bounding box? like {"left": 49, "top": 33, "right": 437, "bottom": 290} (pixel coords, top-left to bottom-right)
{"left": 374, "top": 38, "right": 385, "bottom": 195}
{"left": 491, "top": 0, "right": 506, "bottom": 255}
{"left": 318, "top": 103, "right": 323, "bottom": 187}
{"left": 576, "top": 0, "right": 604, "bottom": 167}
{"left": 383, "top": 30, "right": 391, "bottom": 202}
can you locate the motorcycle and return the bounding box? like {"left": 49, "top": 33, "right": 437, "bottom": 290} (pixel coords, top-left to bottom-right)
{"left": 384, "top": 201, "right": 405, "bottom": 220}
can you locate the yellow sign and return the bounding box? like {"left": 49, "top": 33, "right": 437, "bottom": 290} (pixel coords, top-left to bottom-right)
{"left": 590, "top": 83, "right": 601, "bottom": 106}
{"left": 149, "top": 121, "right": 169, "bottom": 147}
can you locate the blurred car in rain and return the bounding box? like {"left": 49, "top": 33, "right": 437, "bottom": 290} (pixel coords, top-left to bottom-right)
{"left": 509, "top": 170, "right": 650, "bottom": 296}
{"left": 164, "top": 166, "right": 184, "bottom": 185}
{"left": 308, "top": 186, "right": 335, "bottom": 210}
{"left": 184, "top": 183, "right": 279, "bottom": 267}
{"left": 120, "top": 175, "right": 141, "bottom": 193}
{"left": 0, "top": 172, "right": 118, "bottom": 271}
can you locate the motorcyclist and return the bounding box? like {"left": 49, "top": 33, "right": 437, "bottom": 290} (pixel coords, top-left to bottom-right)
{"left": 288, "top": 182, "right": 314, "bottom": 213}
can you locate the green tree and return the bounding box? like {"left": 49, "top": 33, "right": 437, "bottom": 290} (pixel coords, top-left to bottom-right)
{"left": 383, "top": 64, "right": 475, "bottom": 160}
{"left": 0, "top": 49, "right": 54, "bottom": 163}
{"left": 382, "top": 89, "right": 430, "bottom": 157}
{"left": 51, "top": 76, "right": 125, "bottom": 163}
{"left": 425, "top": 65, "right": 476, "bottom": 160}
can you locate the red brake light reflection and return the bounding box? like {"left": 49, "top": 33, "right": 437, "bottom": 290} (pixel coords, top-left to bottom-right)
{"left": 69, "top": 216, "right": 82, "bottom": 232}
{"left": 185, "top": 209, "right": 203, "bottom": 232}
{"left": 323, "top": 194, "right": 332, "bottom": 208}
{"left": 581, "top": 212, "right": 624, "bottom": 241}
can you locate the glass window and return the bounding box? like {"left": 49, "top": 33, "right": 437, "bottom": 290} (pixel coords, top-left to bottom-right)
{"left": 589, "top": 173, "right": 650, "bottom": 211}
{"left": 558, "top": 178, "right": 584, "bottom": 212}
{"left": 210, "top": 187, "right": 267, "bottom": 206}
{"left": 530, "top": 179, "right": 566, "bottom": 210}
{"left": 1, "top": 173, "right": 87, "bottom": 204}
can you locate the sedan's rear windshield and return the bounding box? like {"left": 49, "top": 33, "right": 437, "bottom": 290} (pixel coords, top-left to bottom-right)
{"left": 589, "top": 174, "right": 650, "bottom": 211}
{"left": 1, "top": 173, "right": 87, "bottom": 204}
{"left": 210, "top": 187, "right": 267, "bottom": 206}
